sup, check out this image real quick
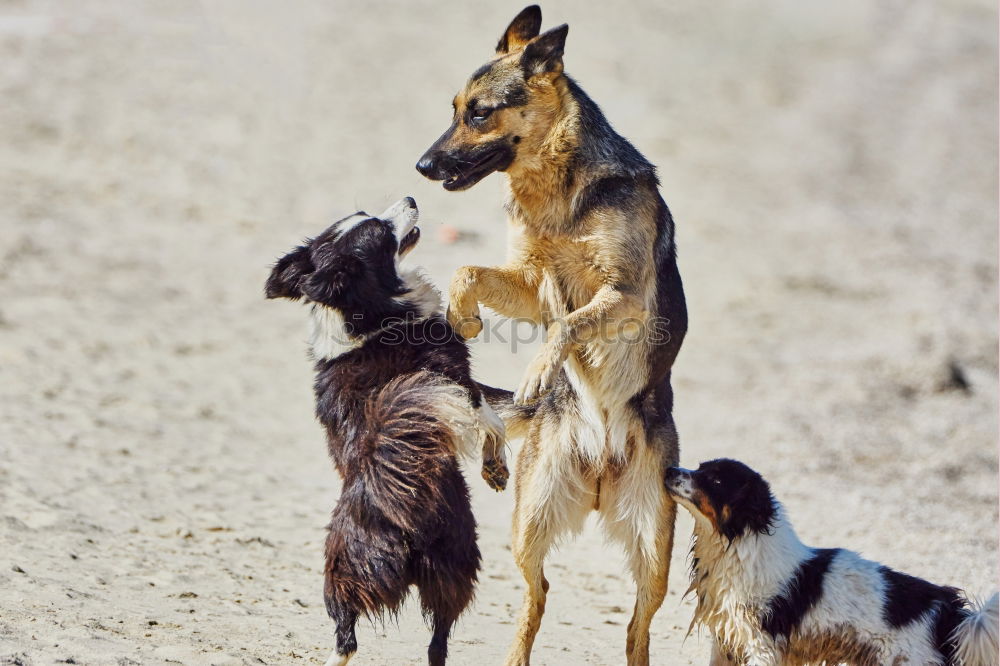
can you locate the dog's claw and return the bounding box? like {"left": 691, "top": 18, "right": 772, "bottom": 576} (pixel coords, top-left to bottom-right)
{"left": 514, "top": 347, "right": 562, "bottom": 404}
{"left": 481, "top": 457, "right": 509, "bottom": 492}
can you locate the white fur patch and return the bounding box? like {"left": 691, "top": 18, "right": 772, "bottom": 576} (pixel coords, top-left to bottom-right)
{"left": 323, "top": 649, "right": 353, "bottom": 666}
{"left": 423, "top": 383, "right": 480, "bottom": 459}
{"left": 396, "top": 268, "right": 442, "bottom": 318}
{"left": 334, "top": 212, "right": 369, "bottom": 239}
{"left": 953, "top": 592, "right": 1000, "bottom": 666}
{"left": 599, "top": 438, "right": 671, "bottom": 564}
{"left": 685, "top": 506, "right": 811, "bottom": 660}
{"left": 478, "top": 400, "right": 507, "bottom": 459}
{"left": 380, "top": 197, "right": 419, "bottom": 243}
{"left": 308, "top": 304, "right": 361, "bottom": 361}
{"left": 478, "top": 400, "right": 505, "bottom": 441}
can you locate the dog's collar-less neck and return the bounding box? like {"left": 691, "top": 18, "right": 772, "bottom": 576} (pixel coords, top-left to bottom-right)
{"left": 309, "top": 308, "right": 435, "bottom": 363}
{"left": 309, "top": 269, "right": 442, "bottom": 362}
{"left": 506, "top": 82, "right": 576, "bottom": 192}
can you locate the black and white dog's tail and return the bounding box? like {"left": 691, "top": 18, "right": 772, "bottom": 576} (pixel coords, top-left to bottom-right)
{"left": 354, "top": 372, "right": 479, "bottom": 534}
{"left": 953, "top": 591, "right": 999, "bottom": 666}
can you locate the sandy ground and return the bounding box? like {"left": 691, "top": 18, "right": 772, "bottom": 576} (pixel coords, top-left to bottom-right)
{"left": 1, "top": 1, "right": 997, "bottom": 664}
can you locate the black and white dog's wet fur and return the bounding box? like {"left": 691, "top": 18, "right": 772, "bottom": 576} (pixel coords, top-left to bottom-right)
{"left": 266, "top": 197, "right": 508, "bottom": 666}
{"left": 666, "top": 459, "right": 998, "bottom": 666}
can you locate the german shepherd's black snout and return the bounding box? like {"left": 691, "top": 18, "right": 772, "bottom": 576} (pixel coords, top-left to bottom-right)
{"left": 415, "top": 142, "right": 456, "bottom": 181}
{"left": 416, "top": 129, "right": 515, "bottom": 192}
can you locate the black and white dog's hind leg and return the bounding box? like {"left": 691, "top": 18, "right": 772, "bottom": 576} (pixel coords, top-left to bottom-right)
{"left": 323, "top": 604, "right": 358, "bottom": 666}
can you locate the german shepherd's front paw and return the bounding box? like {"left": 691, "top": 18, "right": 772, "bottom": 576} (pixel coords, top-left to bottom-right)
{"left": 481, "top": 455, "right": 509, "bottom": 492}
{"left": 514, "top": 345, "right": 564, "bottom": 404}
{"left": 447, "top": 305, "right": 483, "bottom": 339}
{"left": 448, "top": 267, "right": 484, "bottom": 339}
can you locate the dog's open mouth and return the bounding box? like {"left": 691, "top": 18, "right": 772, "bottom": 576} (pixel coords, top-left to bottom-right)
{"left": 398, "top": 226, "right": 420, "bottom": 257}
{"left": 443, "top": 147, "right": 513, "bottom": 191}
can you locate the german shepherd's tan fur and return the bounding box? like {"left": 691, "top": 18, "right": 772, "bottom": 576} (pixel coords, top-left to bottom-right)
{"left": 417, "top": 7, "right": 687, "bottom": 665}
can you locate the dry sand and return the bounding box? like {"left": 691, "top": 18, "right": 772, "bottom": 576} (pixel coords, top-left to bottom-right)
{"left": 0, "top": 1, "right": 997, "bottom": 664}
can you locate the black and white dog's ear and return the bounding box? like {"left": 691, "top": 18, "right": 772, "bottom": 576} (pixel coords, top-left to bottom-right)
{"left": 303, "top": 256, "right": 363, "bottom": 305}
{"left": 497, "top": 5, "right": 542, "bottom": 55}
{"left": 521, "top": 24, "right": 568, "bottom": 78}
{"left": 265, "top": 243, "right": 314, "bottom": 300}
{"left": 721, "top": 477, "right": 775, "bottom": 540}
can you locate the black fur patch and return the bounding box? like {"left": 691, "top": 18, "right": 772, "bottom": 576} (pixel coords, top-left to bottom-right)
{"left": 934, "top": 592, "right": 969, "bottom": 665}
{"left": 880, "top": 566, "right": 960, "bottom": 628}
{"left": 503, "top": 84, "right": 529, "bottom": 108}
{"left": 762, "top": 548, "right": 839, "bottom": 639}
{"left": 574, "top": 175, "right": 637, "bottom": 218}
{"left": 563, "top": 76, "right": 657, "bottom": 186}
{"left": 880, "top": 567, "right": 968, "bottom": 663}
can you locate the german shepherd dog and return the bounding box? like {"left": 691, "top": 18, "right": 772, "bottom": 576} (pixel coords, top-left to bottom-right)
{"left": 416, "top": 7, "right": 687, "bottom": 665}
{"left": 265, "top": 197, "right": 508, "bottom": 666}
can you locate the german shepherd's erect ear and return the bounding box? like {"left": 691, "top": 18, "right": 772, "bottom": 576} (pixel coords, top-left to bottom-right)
{"left": 265, "top": 243, "right": 314, "bottom": 300}
{"left": 521, "top": 24, "right": 569, "bottom": 79}
{"left": 496, "top": 5, "right": 542, "bottom": 55}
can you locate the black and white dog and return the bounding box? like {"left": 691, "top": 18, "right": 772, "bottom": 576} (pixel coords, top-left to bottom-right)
{"left": 665, "top": 459, "right": 998, "bottom": 666}
{"left": 266, "top": 197, "right": 508, "bottom": 666}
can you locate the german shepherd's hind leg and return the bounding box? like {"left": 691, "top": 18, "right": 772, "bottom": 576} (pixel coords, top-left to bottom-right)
{"left": 709, "top": 640, "right": 739, "bottom": 666}
{"left": 624, "top": 504, "right": 674, "bottom": 666}
{"left": 600, "top": 439, "right": 676, "bottom": 666}
{"left": 505, "top": 427, "right": 592, "bottom": 666}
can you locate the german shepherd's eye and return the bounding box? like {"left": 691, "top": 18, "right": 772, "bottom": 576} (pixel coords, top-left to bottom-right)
{"left": 471, "top": 107, "right": 494, "bottom": 124}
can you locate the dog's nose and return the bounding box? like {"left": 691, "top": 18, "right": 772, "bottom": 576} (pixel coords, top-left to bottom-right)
{"left": 415, "top": 154, "right": 438, "bottom": 178}
{"left": 665, "top": 466, "right": 689, "bottom": 486}
{"left": 416, "top": 152, "right": 458, "bottom": 180}
{"left": 401, "top": 196, "right": 416, "bottom": 210}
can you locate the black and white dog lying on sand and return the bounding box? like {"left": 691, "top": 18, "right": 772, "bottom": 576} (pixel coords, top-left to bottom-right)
{"left": 266, "top": 197, "right": 508, "bottom": 666}
{"left": 666, "top": 459, "right": 998, "bottom": 666}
